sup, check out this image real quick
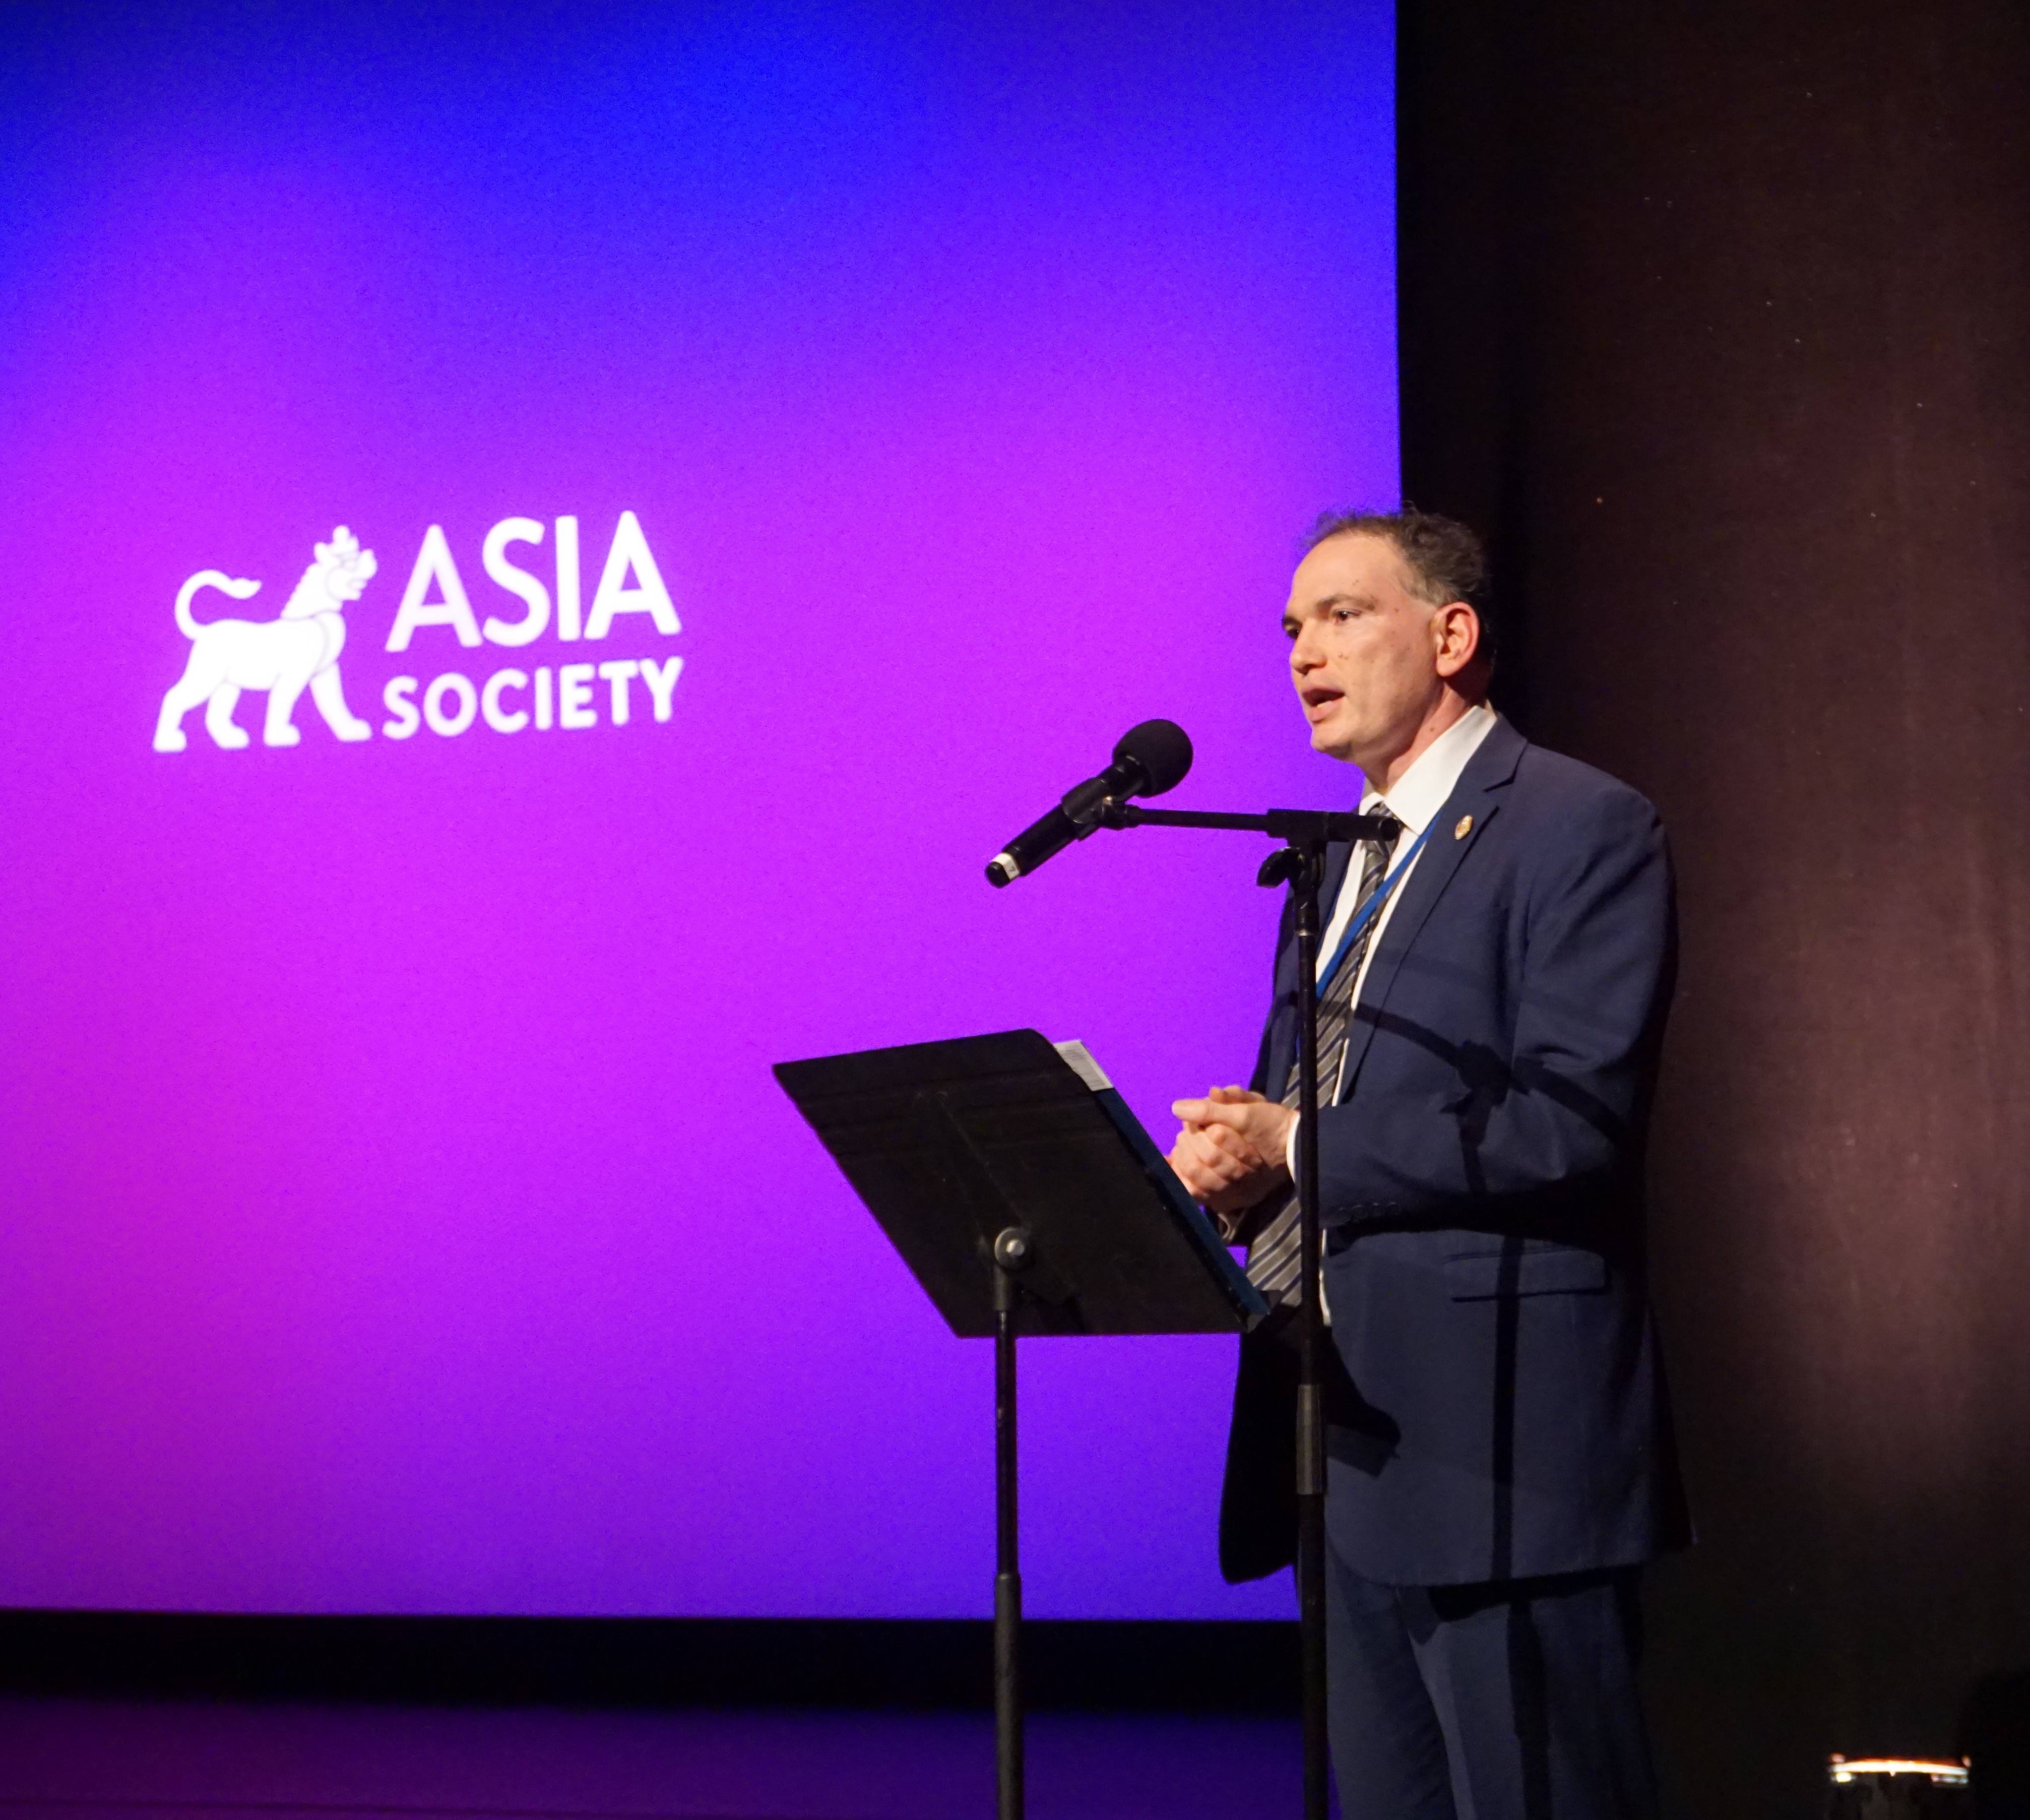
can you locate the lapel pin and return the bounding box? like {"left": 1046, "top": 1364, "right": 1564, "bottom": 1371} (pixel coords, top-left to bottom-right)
{"left": 1454, "top": 814, "right": 1474, "bottom": 841}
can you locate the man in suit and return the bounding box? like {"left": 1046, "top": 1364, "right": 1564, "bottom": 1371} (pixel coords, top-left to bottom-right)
{"left": 1167, "top": 510, "right": 1687, "bottom": 1820}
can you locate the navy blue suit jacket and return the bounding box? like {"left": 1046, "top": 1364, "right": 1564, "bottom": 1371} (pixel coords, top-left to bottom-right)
{"left": 1219, "top": 718, "right": 1690, "bottom": 1587}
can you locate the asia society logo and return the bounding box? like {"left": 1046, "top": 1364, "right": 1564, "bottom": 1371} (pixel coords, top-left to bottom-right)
{"left": 151, "top": 513, "right": 682, "bottom": 753}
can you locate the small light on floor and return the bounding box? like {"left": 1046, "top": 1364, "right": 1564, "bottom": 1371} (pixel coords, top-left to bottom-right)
{"left": 1825, "top": 1755, "right": 1971, "bottom": 1817}
{"left": 1827, "top": 1759, "right": 1969, "bottom": 1784}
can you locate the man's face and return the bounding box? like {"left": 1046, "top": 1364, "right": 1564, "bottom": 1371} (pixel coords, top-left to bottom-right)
{"left": 1282, "top": 532, "right": 1450, "bottom": 771}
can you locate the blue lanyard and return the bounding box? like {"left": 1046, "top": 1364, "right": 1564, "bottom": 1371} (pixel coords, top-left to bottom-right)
{"left": 1315, "top": 820, "right": 1435, "bottom": 997}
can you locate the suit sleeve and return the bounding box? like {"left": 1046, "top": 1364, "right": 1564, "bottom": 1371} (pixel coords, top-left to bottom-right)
{"left": 1314, "top": 787, "right": 1675, "bottom": 1224}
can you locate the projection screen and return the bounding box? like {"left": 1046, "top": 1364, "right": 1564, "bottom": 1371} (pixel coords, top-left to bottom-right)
{"left": 0, "top": 0, "right": 1397, "bottom": 1619}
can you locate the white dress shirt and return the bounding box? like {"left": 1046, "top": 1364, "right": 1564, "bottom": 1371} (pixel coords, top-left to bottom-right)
{"left": 1288, "top": 701, "right": 1499, "bottom": 1169}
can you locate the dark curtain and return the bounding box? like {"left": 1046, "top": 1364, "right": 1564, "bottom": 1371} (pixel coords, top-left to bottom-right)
{"left": 1394, "top": 2, "right": 2030, "bottom": 1813}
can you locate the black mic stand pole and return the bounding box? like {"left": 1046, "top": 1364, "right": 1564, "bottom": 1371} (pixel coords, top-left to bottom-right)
{"left": 1264, "top": 835, "right": 1330, "bottom": 1820}
{"left": 1092, "top": 799, "right": 1392, "bottom": 1820}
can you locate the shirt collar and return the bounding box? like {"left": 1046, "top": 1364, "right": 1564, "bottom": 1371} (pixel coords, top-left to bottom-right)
{"left": 1359, "top": 702, "right": 1500, "bottom": 835}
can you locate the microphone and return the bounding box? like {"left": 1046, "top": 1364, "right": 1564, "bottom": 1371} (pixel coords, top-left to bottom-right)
{"left": 985, "top": 719, "right": 1193, "bottom": 887}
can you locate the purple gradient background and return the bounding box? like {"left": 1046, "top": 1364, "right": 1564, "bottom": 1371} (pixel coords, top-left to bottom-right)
{"left": 0, "top": 3, "right": 1395, "bottom": 1617}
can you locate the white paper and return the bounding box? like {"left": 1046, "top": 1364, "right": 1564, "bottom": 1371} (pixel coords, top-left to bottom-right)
{"left": 1051, "top": 1038, "right": 1112, "bottom": 1092}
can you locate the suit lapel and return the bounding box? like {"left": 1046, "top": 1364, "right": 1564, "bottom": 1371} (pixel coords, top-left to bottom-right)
{"left": 1270, "top": 838, "right": 1353, "bottom": 1087}
{"left": 1316, "top": 839, "right": 1354, "bottom": 936}
{"left": 1337, "top": 719, "right": 1527, "bottom": 1089}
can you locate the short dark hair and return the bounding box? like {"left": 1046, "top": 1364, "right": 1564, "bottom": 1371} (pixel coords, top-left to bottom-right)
{"left": 1302, "top": 506, "right": 1495, "bottom": 661}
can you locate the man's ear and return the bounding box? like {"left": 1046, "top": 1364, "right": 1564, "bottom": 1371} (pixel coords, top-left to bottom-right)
{"left": 1432, "top": 601, "right": 1483, "bottom": 679}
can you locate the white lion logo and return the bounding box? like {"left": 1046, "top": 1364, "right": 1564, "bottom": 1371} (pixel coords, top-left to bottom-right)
{"left": 153, "top": 527, "right": 378, "bottom": 752}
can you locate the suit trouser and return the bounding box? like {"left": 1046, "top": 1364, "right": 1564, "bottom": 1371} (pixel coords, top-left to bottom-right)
{"left": 1325, "top": 1537, "right": 1659, "bottom": 1820}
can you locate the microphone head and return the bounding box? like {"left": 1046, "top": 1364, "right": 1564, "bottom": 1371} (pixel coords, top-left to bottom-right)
{"left": 1112, "top": 718, "right": 1192, "bottom": 797}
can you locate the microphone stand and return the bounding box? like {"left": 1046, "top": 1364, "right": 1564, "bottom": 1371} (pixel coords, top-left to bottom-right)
{"left": 1092, "top": 799, "right": 1395, "bottom": 1820}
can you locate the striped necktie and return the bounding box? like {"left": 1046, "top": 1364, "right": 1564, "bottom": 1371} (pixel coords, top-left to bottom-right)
{"left": 1244, "top": 814, "right": 1402, "bottom": 1312}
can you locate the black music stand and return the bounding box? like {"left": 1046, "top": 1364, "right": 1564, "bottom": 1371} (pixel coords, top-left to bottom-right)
{"left": 775, "top": 1028, "right": 1268, "bottom": 1820}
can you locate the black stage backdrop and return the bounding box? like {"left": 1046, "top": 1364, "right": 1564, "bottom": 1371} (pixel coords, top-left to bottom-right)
{"left": 1397, "top": 0, "right": 2030, "bottom": 1812}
